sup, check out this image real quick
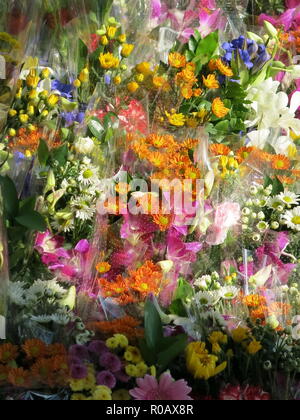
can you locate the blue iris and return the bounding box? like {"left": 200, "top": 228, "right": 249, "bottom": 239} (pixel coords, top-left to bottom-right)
{"left": 52, "top": 80, "right": 74, "bottom": 99}
{"left": 61, "top": 111, "right": 85, "bottom": 127}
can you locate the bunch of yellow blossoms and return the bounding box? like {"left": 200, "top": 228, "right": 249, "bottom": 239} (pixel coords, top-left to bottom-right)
{"left": 186, "top": 341, "right": 227, "bottom": 380}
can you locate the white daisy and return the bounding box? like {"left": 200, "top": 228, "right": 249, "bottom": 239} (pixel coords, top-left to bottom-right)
{"left": 268, "top": 197, "right": 285, "bottom": 210}
{"left": 51, "top": 216, "right": 75, "bottom": 233}
{"left": 8, "top": 282, "right": 26, "bottom": 306}
{"left": 219, "top": 286, "right": 239, "bottom": 300}
{"left": 194, "top": 291, "right": 220, "bottom": 307}
{"left": 27, "top": 279, "right": 48, "bottom": 301}
{"left": 70, "top": 196, "right": 96, "bottom": 221}
{"left": 277, "top": 191, "right": 300, "bottom": 207}
{"left": 78, "top": 166, "right": 99, "bottom": 186}
{"left": 47, "top": 279, "right": 67, "bottom": 297}
{"left": 194, "top": 275, "right": 211, "bottom": 289}
{"left": 282, "top": 206, "right": 300, "bottom": 231}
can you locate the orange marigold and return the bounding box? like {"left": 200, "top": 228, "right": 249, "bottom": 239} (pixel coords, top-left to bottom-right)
{"left": 88, "top": 316, "right": 144, "bottom": 339}
{"left": 148, "top": 134, "right": 170, "bottom": 149}
{"left": 215, "top": 59, "right": 234, "bottom": 77}
{"left": 96, "top": 262, "right": 112, "bottom": 274}
{"left": 181, "top": 138, "right": 199, "bottom": 150}
{"left": 184, "top": 166, "right": 201, "bottom": 180}
{"left": 30, "top": 358, "right": 54, "bottom": 386}
{"left": 236, "top": 146, "right": 255, "bottom": 163}
{"left": 22, "top": 339, "right": 47, "bottom": 359}
{"left": 129, "top": 260, "right": 163, "bottom": 296}
{"left": 181, "top": 84, "right": 194, "bottom": 99}
{"left": 168, "top": 52, "right": 186, "bottom": 68}
{"left": 8, "top": 367, "right": 30, "bottom": 388}
{"left": 271, "top": 155, "right": 291, "bottom": 171}
{"left": 210, "top": 144, "right": 231, "bottom": 156}
{"left": 276, "top": 175, "right": 294, "bottom": 185}
{"left": 152, "top": 214, "right": 173, "bottom": 232}
{"left": 0, "top": 343, "right": 19, "bottom": 363}
{"left": 147, "top": 152, "right": 167, "bottom": 168}
{"left": 243, "top": 294, "right": 267, "bottom": 308}
{"left": 208, "top": 59, "right": 218, "bottom": 71}
{"left": 212, "top": 97, "right": 230, "bottom": 118}
{"left": 203, "top": 74, "right": 220, "bottom": 89}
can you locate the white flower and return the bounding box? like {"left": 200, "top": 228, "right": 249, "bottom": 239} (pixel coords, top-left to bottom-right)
{"left": 47, "top": 279, "right": 67, "bottom": 297}
{"left": 70, "top": 196, "right": 96, "bottom": 221}
{"left": 194, "top": 275, "right": 211, "bottom": 289}
{"left": 194, "top": 291, "right": 220, "bottom": 307}
{"left": 78, "top": 166, "right": 99, "bottom": 186}
{"left": 51, "top": 216, "right": 75, "bottom": 233}
{"left": 256, "top": 221, "right": 269, "bottom": 232}
{"left": 268, "top": 197, "right": 286, "bottom": 210}
{"left": 247, "top": 129, "right": 271, "bottom": 149}
{"left": 277, "top": 191, "right": 300, "bottom": 207}
{"left": 219, "top": 286, "right": 239, "bottom": 300}
{"left": 74, "top": 137, "right": 95, "bottom": 155}
{"left": 30, "top": 315, "right": 53, "bottom": 324}
{"left": 282, "top": 206, "right": 300, "bottom": 231}
{"left": 8, "top": 282, "right": 26, "bottom": 306}
{"left": 51, "top": 313, "right": 70, "bottom": 325}
{"left": 27, "top": 280, "right": 48, "bottom": 301}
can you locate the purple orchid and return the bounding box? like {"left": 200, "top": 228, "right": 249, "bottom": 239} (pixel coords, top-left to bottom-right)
{"left": 258, "top": 7, "right": 300, "bottom": 31}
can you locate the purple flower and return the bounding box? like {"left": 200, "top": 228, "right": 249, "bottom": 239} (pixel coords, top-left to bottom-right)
{"left": 52, "top": 80, "right": 74, "bottom": 99}
{"left": 99, "top": 352, "right": 122, "bottom": 373}
{"left": 71, "top": 364, "right": 88, "bottom": 380}
{"left": 115, "top": 370, "right": 130, "bottom": 383}
{"left": 61, "top": 111, "right": 85, "bottom": 127}
{"left": 96, "top": 371, "right": 117, "bottom": 389}
{"left": 69, "top": 356, "right": 82, "bottom": 366}
{"left": 88, "top": 341, "right": 108, "bottom": 355}
{"left": 69, "top": 344, "right": 90, "bottom": 361}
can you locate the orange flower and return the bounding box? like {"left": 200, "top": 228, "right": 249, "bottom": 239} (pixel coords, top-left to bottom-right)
{"left": 96, "top": 262, "right": 111, "bottom": 274}
{"left": 184, "top": 166, "right": 201, "bottom": 180}
{"left": 51, "top": 355, "right": 69, "bottom": 373}
{"left": 8, "top": 367, "right": 30, "bottom": 388}
{"left": 9, "top": 128, "right": 61, "bottom": 153}
{"left": 212, "top": 98, "right": 230, "bottom": 118}
{"left": 168, "top": 52, "right": 186, "bottom": 68}
{"left": 271, "top": 155, "right": 291, "bottom": 171}
{"left": 148, "top": 134, "right": 170, "bottom": 149}
{"left": 88, "top": 316, "right": 144, "bottom": 339}
{"left": 250, "top": 307, "right": 268, "bottom": 320}
{"left": 215, "top": 59, "right": 234, "bottom": 77}
{"left": 0, "top": 343, "right": 19, "bottom": 363}
{"left": 291, "top": 169, "right": 300, "bottom": 178}
{"left": 153, "top": 76, "right": 170, "bottom": 91}
{"left": 46, "top": 343, "right": 67, "bottom": 357}
{"left": 203, "top": 74, "right": 220, "bottom": 89}
{"left": 210, "top": 144, "right": 231, "bottom": 156}
{"left": 193, "top": 88, "right": 203, "bottom": 97}
{"left": 277, "top": 175, "right": 294, "bottom": 185}
{"left": 30, "top": 358, "right": 54, "bottom": 386}
{"left": 22, "top": 339, "right": 47, "bottom": 359}
{"left": 129, "top": 261, "right": 162, "bottom": 296}
{"left": 169, "top": 153, "right": 191, "bottom": 168}
{"left": 208, "top": 59, "right": 218, "bottom": 71}
{"left": 236, "top": 146, "right": 255, "bottom": 163}
{"left": 181, "top": 84, "right": 194, "bottom": 99}
{"left": 181, "top": 138, "right": 199, "bottom": 150}
{"left": 147, "top": 152, "right": 167, "bottom": 168}
{"left": 243, "top": 294, "right": 267, "bottom": 308}
{"left": 176, "top": 68, "right": 197, "bottom": 85}
{"left": 99, "top": 275, "right": 129, "bottom": 297}
{"left": 252, "top": 149, "right": 273, "bottom": 162}
{"left": 152, "top": 214, "right": 173, "bottom": 231}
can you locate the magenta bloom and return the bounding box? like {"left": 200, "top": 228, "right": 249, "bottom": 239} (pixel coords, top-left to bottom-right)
{"left": 71, "top": 364, "right": 88, "bottom": 380}
{"left": 69, "top": 345, "right": 90, "bottom": 361}
{"left": 99, "top": 352, "right": 122, "bottom": 373}
{"left": 96, "top": 371, "right": 117, "bottom": 389}
{"left": 130, "top": 373, "right": 193, "bottom": 401}
{"left": 88, "top": 341, "right": 108, "bottom": 355}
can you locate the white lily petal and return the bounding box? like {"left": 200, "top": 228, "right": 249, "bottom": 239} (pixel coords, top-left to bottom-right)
{"left": 290, "top": 91, "right": 300, "bottom": 114}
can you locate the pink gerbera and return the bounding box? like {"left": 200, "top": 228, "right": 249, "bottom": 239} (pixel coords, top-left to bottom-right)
{"left": 130, "top": 373, "right": 193, "bottom": 401}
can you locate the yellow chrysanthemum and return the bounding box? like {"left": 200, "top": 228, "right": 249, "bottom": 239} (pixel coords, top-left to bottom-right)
{"left": 212, "top": 97, "right": 230, "bottom": 118}
{"left": 99, "top": 53, "right": 120, "bottom": 69}
{"left": 165, "top": 111, "right": 186, "bottom": 126}
{"left": 203, "top": 74, "right": 220, "bottom": 89}
{"left": 168, "top": 52, "right": 186, "bottom": 68}
{"left": 232, "top": 327, "right": 249, "bottom": 343}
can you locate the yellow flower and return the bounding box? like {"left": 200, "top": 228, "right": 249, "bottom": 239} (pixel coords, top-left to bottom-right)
{"left": 288, "top": 144, "right": 297, "bottom": 159}
{"left": 135, "top": 73, "right": 145, "bottom": 83}
{"left": 26, "top": 70, "right": 40, "bottom": 88}
{"left": 79, "top": 68, "right": 89, "bottom": 83}
{"left": 19, "top": 114, "right": 29, "bottom": 124}
{"left": 70, "top": 379, "right": 86, "bottom": 392}
{"left": 41, "top": 110, "right": 49, "bottom": 118}
{"left": 136, "top": 362, "right": 148, "bottom": 377}
{"left": 181, "top": 84, "right": 193, "bottom": 99}
{"left": 118, "top": 34, "right": 127, "bottom": 43}
{"left": 41, "top": 68, "right": 50, "bottom": 79}
{"left": 106, "top": 337, "right": 119, "bottom": 349}
{"left": 197, "top": 109, "right": 209, "bottom": 123}
{"left": 203, "top": 74, "right": 220, "bottom": 89}
{"left": 112, "top": 389, "right": 131, "bottom": 400}
{"left": 114, "top": 76, "right": 122, "bottom": 85}
{"left": 212, "top": 97, "right": 230, "bottom": 118}
{"left": 73, "top": 79, "right": 81, "bottom": 88}
{"left": 232, "top": 327, "right": 249, "bottom": 343}
{"left": 8, "top": 109, "right": 17, "bottom": 117}
{"left": 209, "top": 331, "right": 228, "bottom": 345}
{"left": 212, "top": 343, "right": 222, "bottom": 354}
{"left": 150, "top": 365, "right": 156, "bottom": 377}
{"left": 186, "top": 342, "right": 227, "bottom": 380}
{"left": 27, "top": 105, "right": 35, "bottom": 116}
{"left": 152, "top": 76, "right": 170, "bottom": 91}
{"left": 8, "top": 128, "right": 16, "bottom": 137}
{"left": 113, "top": 334, "right": 128, "bottom": 348}
{"left": 39, "top": 90, "right": 48, "bottom": 99}
{"left": 136, "top": 62, "right": 151, "bottom": 75}
{"left": 186, "top": 117, "right": 199, "bottom": 128}
{"left": 93, "top": 386, "right": 112, "bottom": 401}
{"left": 121, "top": 44, "right": 135, "bottom": 58}
{"left": 47, "top": 94, "right": 59, "bottom": 107}
{"left": 215, "top": 58, "right": 234, "bottom": 77}
{"left": 71, "top": 393, "right": 88, "bottom": 401}
{"left": 124, "top": 346, "right": 142, "bottom": 363}
{"left": 107, "top": 26, "right": 117, "bottom": 39}
{"left": 165, "top": 111, "right": 186, "bottom": 127}
{"left": 127, "top": 82, "right": 139, "bottom": 93}
{"left": 99, "top": 53, "right": 120, "bottom": 69}
{"left": 15, "top": 89, "right": 22, "bottom": 99}
{"left": 247, "top": 340, "right": 262, "bottom": 355}
{"left": 100, "top": 35, "right": 109, "bottom": 46}
{"left": 291, "top": 130, "right": 300, "bottom": 141}
{"left": 168, "top": 52, "right": 186, "bottom": 68}
{"left": 125, "top": 364, "right": 139, "bottom": 377}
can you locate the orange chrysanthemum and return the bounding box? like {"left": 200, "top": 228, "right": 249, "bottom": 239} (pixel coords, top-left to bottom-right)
{"left": 181, "top": 138, "right": 199, "bottom": 150}
{"left": 250, "top": 307, "right": 268, "bottom": 320}
{"left": 0, "top": 343, "right": 19, "bottom": 364}
{"left": 96, "top": 262, "right": 112, "bottom": 274}
{"left": 169, "top": 153, "right": 191, "bottom": 168}
{"left": 215, "top": 59, "right": 234, "bottom": 77}
{"left": 271, "top": 155, "right": 291, "bottom": 171}
{"left": 193, "top": 88, "right": 203, "bottom": 97}
{"left": 208, "top": 59, "right": 218, "bottom": 71}
{"left": 99, "top": 275, "right": 129, "bottom": 297}
{"left": 176, "top": 68, "right": 197, "bottom": 86}
{"left": 46, "top": 343, "right": 67, "bottom": 357}
{"left": 152, "top": 213, "right": 173, "bottom": 231}
{"left": 276, "top": 175, "right": 294, "bottom": 185}
{"left": 203, "top": 74, "right": 220, "bottom": 89}
{"left": 243, "top": 294, "right": 267, "bottom": 308}
{"left": 51, "top": 355, "right": 69, "bottom": 373}
{"left": 88, "top": 316, "right": 144, "bottom": 339}
{"left": 148, "top": 134, "right": 170, "bottom": 149}
{"left": 152, "top": 76, "right": 170, "bottom": 92}
{"left": 291, "top": 169, "right": 300, "bottom": 178}
{"left": 236, "top": 146, "right": 255, "bottom": 163}
{"left": 9, "top": 128, "right": 61, "bottom": 153}
{"left": 30, "top": 358, "right": 55, "bottom": 386}
{"left": 8, "top": 367, "right": 30, "bottom": 388}
{"left": 22, "top": 339, "right": 47, "bottom": 359}
{"left": 212, "top": 97, "right": 230, "bottom": 118}
{"left": 210, "top": 144, "right": 231, "bottom": 156}
{"left": 147, "top": 152, "right": 167, "bottom": 168}
{"left": 129, "top": 260, "right": 162, "bottom": 296}
{"left": 168, "top": 52, "right": 186, "bottom": 68}
{"left": 181, "top": 84, "right": 194, "bottom": 99}
{"left": 184, "top": 166, "right": 201, "bottom": 180}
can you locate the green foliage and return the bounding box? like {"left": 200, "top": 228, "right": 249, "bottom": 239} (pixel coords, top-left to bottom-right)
{"left": 264, "top": 176, "right": 284, "bottom": 195}
{"left": 139, "top": 300, "right": 188, "bottom": 373}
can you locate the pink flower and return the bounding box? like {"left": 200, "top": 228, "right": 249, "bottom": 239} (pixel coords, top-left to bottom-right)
{"left": 206, "top": 202, "right": 240, "bottom": 246}
{"left": 35, "top": 231, "right": 64, "bottom": 254}
{"left": 243, "top": 385, "right": 271, "bottom": 401}
{"left": 219, "top": 385, "right": 243, "bottom": 400}
{"left": 130, "top": 373, "right": 193, "bottom": 400}
{"left": 219, "top": 385, "right": 271, "bottom": 400}
{"left": 286, "top": 0, "right": 299, "bottom": 9}
{"left": 198, "top": 9, "right": 226, "bottom": 38}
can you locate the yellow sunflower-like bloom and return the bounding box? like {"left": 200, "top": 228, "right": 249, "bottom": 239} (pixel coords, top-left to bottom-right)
{"left": 212, "top": 97, "right": 230, "bottom": 118}
{"left": 99, "top": 53, "right": 120, "bottom": 69}
{"left": 165, "top": 111, "right": 186, "bottom": 126}
{"left": 186, "top": 342, "right": 227, "bottom": 380}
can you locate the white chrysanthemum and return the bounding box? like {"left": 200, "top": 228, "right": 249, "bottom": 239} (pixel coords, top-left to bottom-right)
{"left": 194, "top": 275, "right": 211, "bottom": 289}
{"left": 268, "top": 197, "right": 285, "bottom": 210}
{"left": 70, "top": 196, "right": 96, "bottom": 221}
{"left": 220, "top": 286, "right": 239, "bottom": 300}
{"left": 51, "top": 313, "right": 70, "bottom": 325}
{"left": 276, "top": 191, "right": 300, "bottom": 206}
{"left": 282, "top": 206, "right": 300, "bottom": 231}
{"left": 198, "top": 310, "right": 226, "bottom": 327}
{"left": 51, "top": 216, "right": 75, "bottom": 233}
{"left": 30, "top": 315, "right": 53, "bottom": 324}
{"left": 8, "top": 281, "right": 26, "bottom": 306}
{"left": 78, "top": 166, "right": 99, "bottom": 186}
{"left": 74, "top": 137, "right": 94, "bottom": 155}
{"left": 47, "top": 279, "right": 67, "bottom": 297}
{"left": 194, "top": 291, "right": 220, "bottom": 306}
{"left": 27, "top": 279, "right": 48, "bottom": 301}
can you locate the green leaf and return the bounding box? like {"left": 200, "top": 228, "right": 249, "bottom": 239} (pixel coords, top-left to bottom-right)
{"left": 157, "top": 335, "right": 188, "bottom": 373}
{"left": 144, "top": 299, "right": 163, "bottom": 352}
{"left": 194, "top": 31, "right": 219, "bottom": 65}
{"left": 78, "top": 39, "right": 88, "bottom": 74}
{"left": 185, "top": 50, "right": 195, "bottom": 62}
{"left": 169, "top": 299, "right": 188, "bottom": 317}
{"left": 38, "top": 139, "right": 50, "bottom": 166}
{"left": 215, "top": 120, "right": 230, "bottom": 132}
{"left": 15, "top": 210, "right": 47, "bottom": 232}
{"left": 264, "top": 176, "right": 273, "bottom": 189}
{"left": 20, "top": 196, "right": 36, "bottom": 213}
{"left": 273, "top": 176, "right": 284, "bottom": 195}
{"left": 188, "top": 36, "right": 198, "bottom": 53}
{"left": 88, "top": 117, "right": 105, "bottom": 139}
{"left": 0, "top": 175, "right": 19, "bottom": 218}
{"left": 51, "top": 144, "right": 68, "bottom": 166}
{"left": 174, "top": 278, "right": 194, "bottom": 301}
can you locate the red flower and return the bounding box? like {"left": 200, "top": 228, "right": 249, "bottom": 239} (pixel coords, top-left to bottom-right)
{"left": 89, "top": 34, "right": 101, "bottom": 53}
{"left": 219, "top": 385, "right": 243, "bottom": 400}
{"left": 243, "top": 385, "right": 271, "bottom": 401}
{"left": 219, "top": 384, "right": 271, "bottom": 400}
